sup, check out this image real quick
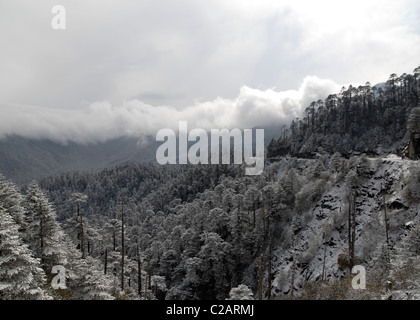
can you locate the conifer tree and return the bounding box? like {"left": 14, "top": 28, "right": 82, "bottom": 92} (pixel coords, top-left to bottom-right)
{"left": 0, "top": 206, "right": 47, "bottom": 300}
{"left": 25, "top": 182, "right": 68, "bottom": 272}
{"left": 0, "top": 175, "right": 27, "bottom": 231}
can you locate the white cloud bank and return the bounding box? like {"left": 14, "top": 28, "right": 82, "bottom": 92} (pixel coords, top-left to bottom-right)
{"left": 0, "top": 76, "right": 339, "bottom": 144}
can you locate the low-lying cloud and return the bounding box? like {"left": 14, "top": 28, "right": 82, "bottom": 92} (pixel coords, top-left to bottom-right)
{"left": 0, "top": 76, "right": 339, "bottom": 145}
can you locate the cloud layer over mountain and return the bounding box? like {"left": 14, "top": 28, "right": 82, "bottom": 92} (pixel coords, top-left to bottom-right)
{"left": 0, "top": 76, "right": 339, "bottom": 144}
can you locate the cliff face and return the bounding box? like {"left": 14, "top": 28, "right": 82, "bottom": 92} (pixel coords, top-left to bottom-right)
{"left": 262, "top": 155, "right": 420, "bottom": 299}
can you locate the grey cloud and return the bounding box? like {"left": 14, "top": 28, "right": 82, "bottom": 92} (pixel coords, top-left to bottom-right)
{"left": 0, "top": 76, "right": 339, "bottom": 144}
{"left": 2, "top": 0, "right": 418, "bottom": 110}
{"left": 0, "top": 0, "right": 419, "bottom": 141}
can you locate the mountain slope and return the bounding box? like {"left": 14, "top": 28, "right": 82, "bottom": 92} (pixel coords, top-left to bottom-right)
{"left": 37, "top": 152, "right": 420, "bottom": 300}
{"left": 267, "top": 72, "right": 420, "bottom": 159}
{"left": 267, "top": 155, "right": 419, "bottom": 299}
{"left": 0, "top": 124, "right": 283, "bottom": 185}
{"left": 0, "top": 135, "right": 158, "bottom": 185}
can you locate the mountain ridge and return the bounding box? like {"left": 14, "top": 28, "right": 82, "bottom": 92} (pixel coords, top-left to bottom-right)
{"left": 0, "top": 135, "right": 158, "bottom": 185}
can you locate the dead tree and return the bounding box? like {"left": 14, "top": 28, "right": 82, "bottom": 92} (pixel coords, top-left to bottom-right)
{"left": 321, "top": 232, "right": 327, "bottom": 281}
{"left": 290, "top": 216, "right": 297, "bottom": 299}
{"left": 72, "top": 193, "right": 88, "bottom": 259}
{"left": 290, "top": 243, "right": 296, "bottom": 299}
{"left": 121, "top": 197, "right": 125, "bottom": 291}
{"left": 267, "top": 230, "right": 272, "bottom": 300}
{"left": 104, "top": 248, "right": 108, "bottom": 275}
{"left": 347, "top": 192, "right": 357, "bottom": 269}
{"left": 383, "top": 192, "right": 390, "bottom": 245}
{"left": 351, "top": 192, "right": 356, "bottom": 267}
{"left": 347, "top": 196, "right": 352, "bottom": 264}
{"left": 258, "top": 246, "right": 263, "bottom": 300}
{"left": 147, "top": 249, "right": 152, "bottom": 292}
{"left": 137, "top": 244, "right": 142, "bottom": 296}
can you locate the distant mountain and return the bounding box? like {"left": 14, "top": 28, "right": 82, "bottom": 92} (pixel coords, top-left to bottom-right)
{"left": 0, "top": 135, "right": 158, "bottom": 185}
{"left": 0, "top": 125, "right": 283, "bottom": 185}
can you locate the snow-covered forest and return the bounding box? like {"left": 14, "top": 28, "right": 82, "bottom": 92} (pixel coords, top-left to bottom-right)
{"left": 1, "top": 69, "right": 420, "bottom": 300}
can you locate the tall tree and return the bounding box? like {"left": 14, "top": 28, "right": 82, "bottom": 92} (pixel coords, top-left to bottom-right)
{"left": 0, "top": 206, "right": 47, "bottom": 300}
{"left": 25, "top": 182, "right": 68, "bottom": 272}
{"left": 70, "top": 193, "right": 88, "bottom": 259}
{"left": 121, "top": 196, "right": 125, "bottom": 291}
{"left": 137, "top": 244, "right": 142, "bottom": 297}
{"left": 0, "top": 175, "right": 27, "bottom": 231}
{"left": 267, "top": 230, "right": 272, "bottom": 300}
{"left": 258, "top": 245, "right": 263, "bottom": 300}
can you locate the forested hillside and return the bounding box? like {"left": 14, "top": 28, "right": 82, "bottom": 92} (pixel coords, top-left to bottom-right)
{"left": 1, "top": 69, "right": 419, "bottom": 300}
{"left": 267, "top": 68, "right": 420, "bottom": 158}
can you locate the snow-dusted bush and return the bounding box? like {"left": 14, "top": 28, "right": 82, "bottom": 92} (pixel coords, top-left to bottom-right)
{"left": 227, "top": 284, "right": 254, "bottom": 300}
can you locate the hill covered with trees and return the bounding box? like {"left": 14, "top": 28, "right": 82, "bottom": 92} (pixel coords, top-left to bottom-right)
{"left": 267, "top": 67, "right": 420, "bottom": 159}
{"left": 1, "top": 68, "right": 420, "bottom": 300}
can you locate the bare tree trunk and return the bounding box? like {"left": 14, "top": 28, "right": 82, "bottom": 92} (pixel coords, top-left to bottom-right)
{"left": 321, "top": 232, "right": 327, "bottom": 281}
{"left": 104, "top": 248, "right": 108, "bottom": 275}
{"left": 267, "top": 230, "right": 272, "bottom": 300}
{"left": 262, "top": 201, "right": 266, "bottom": 235}
{"left": 351, "top": 192, "right": 357, "bottom": 268}
{"left": 348, "top": 196, "right": 352, "bottom": 260}
{"left": 113, "top": 210, "right": 116, "bottom": 251}
{"left": 290, "top": 215, "right": 297, "bottom": 299}
{"left": 383, "top": 193, "right": 390, "bottom": 245}
{"left": 258, "top": 246, "right": 263, "bottom": 300}
{"left": 147, "top": 250, "right": 151, "bottom": 292}
{"left": 237, "top": 199, "right": 241, "bottom": 238}
{"left": 253, "top": 200, "right": 256, "bottom": 229}
{"left": 137, "top": 244, "right": 142, "bottom": 297}
{"left": 79, "top": 203, "right": 86, "bottom": 259}
{"left": 121, "top": 197, "right": 125, "bottom": 291}
{"left": 39, "top": 203, "right": 44, "bottom": 266}
{"left": 290, "top": 234, "right": 296, "bottom": 299}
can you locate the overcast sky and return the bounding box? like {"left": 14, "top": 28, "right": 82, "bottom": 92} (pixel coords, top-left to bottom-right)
{"left": 1, "top": 0, "right": 419, "bottom": 143}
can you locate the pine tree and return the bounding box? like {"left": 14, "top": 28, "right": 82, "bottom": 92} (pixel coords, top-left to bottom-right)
{"left": 24, "top": 182, "right": 68, "bottom": 273}
{"left": 61, "top": 239, "right": 115, "bottom": 300}
{"left": 198, "top": 232, "right": 230, "bottom": 300}
{"left": 0, "top": 175, "right": 27, "bottom": 231}
{"left": 407, "top": 107, "right": 420, "bottom": 134}
{"left": 70, "top": 193, "right": 88, "bottom": 259}
{"left": 70, "top": 256, "right": 115, "bottom": 300}
{"left": 329, "top": 152, "right": 343, "bottom": 173}
{"left": 0, "top": 206, "right": 47, "bottom": 300}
